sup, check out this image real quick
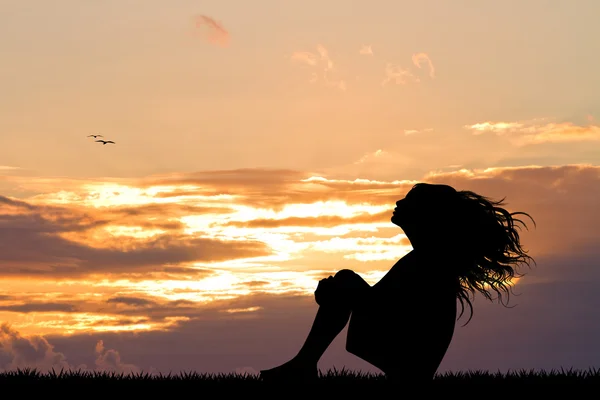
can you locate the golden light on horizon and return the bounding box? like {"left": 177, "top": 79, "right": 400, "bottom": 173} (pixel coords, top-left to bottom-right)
{"left": 0, "top": 171, "right": 536, "bottom": 338}
{"left": 104, "top": 226, "right": 168, "bottom": 238}
{"left": 0, "top": 266, "right": 392, "bottom": 336}
{"left": 0, "top": 311, "right": 188, "bottom": 336}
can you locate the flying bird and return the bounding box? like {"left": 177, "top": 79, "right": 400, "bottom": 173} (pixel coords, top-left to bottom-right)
{"left": 96, "top": 140, "right": 115, "bottom": 145}
{"left": 88, "top": 134, "right": 103, "bottom": 138}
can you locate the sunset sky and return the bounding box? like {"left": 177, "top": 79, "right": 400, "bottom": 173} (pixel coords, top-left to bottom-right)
{"left": 1, "top": 0, "right": 600, "bottom": 375}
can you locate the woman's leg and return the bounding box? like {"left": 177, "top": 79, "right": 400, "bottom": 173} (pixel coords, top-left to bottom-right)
{"left": 260, "top": 270, "right": 370, "bottom": 381}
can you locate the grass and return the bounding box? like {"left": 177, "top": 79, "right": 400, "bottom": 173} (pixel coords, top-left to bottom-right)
{"left": 2, "top": 366, "right": 598, "bottom": 395}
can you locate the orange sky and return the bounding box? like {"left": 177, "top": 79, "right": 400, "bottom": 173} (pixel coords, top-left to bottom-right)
{"left": 1, "top": 1, "right": 600, "bottom": 375}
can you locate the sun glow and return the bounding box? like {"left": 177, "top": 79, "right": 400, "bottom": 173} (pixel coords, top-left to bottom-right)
{"left": 0, "top": 174, "right": 524, "bottom": 337}
{"left": 104, "top": 226, "right": 167, "bottom": 238}
{"left": 0, "top": 311, "right": 187, "bottom": 336}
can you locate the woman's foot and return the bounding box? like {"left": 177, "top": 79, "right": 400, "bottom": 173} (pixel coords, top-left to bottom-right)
{"left": 260, "top": 358, "right": 319, "bottom": 383}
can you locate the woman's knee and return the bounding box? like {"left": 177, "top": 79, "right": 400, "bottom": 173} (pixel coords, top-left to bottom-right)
{"left": 314, "top": 270, "right": 369, "bottom": 307}
{"left": 333, "top": 269, "right": 356, "bottom": 281}
{"left": 334, "top": 269, "right": 370, "bottom": 290}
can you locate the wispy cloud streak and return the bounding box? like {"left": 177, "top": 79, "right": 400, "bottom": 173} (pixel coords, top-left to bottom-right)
{"left": 291, "top": 44, "right": 346, "bottom": 90}
{"left": 359, "top": 45, "right": 373, "bottom": 55}
{"left": 381, "top": 63, "right": 419, "bottom": 86}
{"left": 412, "top": 53, "right": 435, "bottom": 78}
{"left": 193, "top": 15, "right": 230, "bottom": 47}
{"left": 464, "top": 119, "right": 600, "bottom": 145}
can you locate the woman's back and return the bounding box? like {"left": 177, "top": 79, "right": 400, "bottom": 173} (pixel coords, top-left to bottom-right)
{"left": 346, "top": 251, "right": 458, "bottom": 380}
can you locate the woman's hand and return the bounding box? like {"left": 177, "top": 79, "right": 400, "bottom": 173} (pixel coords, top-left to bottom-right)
{"left": 314, "top": 276, "right": 336, "bottom": 306}
{"left": 314, "top": 270, "right": 371, "bottom": 307}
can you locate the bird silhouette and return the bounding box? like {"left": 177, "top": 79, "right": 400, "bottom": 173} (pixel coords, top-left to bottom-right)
{"left": 88, "top": 134, "right": 103, "bottom": 138}
{"left": 96, "top": 140, "right": 115, "bottom": 145}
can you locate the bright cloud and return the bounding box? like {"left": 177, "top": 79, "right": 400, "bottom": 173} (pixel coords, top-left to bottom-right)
{"left": 359, "top": 45, "right": 373, "bottom": 55}
{"left": 412, "top": 53, "right": 436, "bottom": 78}
{"left": 290, "top": 51, "right": 318, "bottom": 66}
{"left": 290, "top": 44, "right": 346, "bottom": 90}
{"left": 464, "top": 119, "right": 600, "bottom": 145}
{"left": 381, "top": 63, "right": 420, "bottom": 86}
{"left": 404, "top": 128, "right": 434, "bottom": 135}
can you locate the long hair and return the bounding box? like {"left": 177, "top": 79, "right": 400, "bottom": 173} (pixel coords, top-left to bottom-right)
{"left": 448, "top": 188, "right": 536, "bottom": 327}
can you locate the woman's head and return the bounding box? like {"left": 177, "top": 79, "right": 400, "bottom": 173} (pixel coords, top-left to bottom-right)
{"left": 392, "top": 182, "right": 536, "bottom": 326}
{"left": 392, "top": 183, "right": 459, "bottom": 248}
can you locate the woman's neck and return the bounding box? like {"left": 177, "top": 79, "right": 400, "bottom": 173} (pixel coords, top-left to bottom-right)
{"left": 413, "top": 248, "right": 463, "bottom": 278}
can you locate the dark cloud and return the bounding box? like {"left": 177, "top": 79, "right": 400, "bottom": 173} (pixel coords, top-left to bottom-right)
{"left": 224, "top": 210, "right": 390, "bottom": 229}
{"left": 0, "top": 195, "right": 35, "bottom": 210}
{"left": 93, "top": 340, "right": 140, "bottom": 373}
{"left": 0, "top": 302, "right": 78, "bottom": 313}
{"left": 0, "top": 203, "right": 270, "bottom": 277}
{"left": 137, "top": 168, "right": 406, "bottom": 210}
{"left": 139, "top": 168, "right": 309, "bottom": 189}
{"left": 193, "top": 15, "right": 230, "bottom": 47}
{"left": 425, "top": 165, "right": 600, "bottom": 256}
{"left": 0, "top": 323, "right": 143, "bottom": 373}
{"left": 106, "top": 297, "right": 157, "bottom": 307}
{"left": 103, "top": 203, "right": 234, "bottom": 219}
{"left": 102, "top": 267, "right": 215, "bottom": 282}
{"left": 0, "top": 323, "right": 71, "bottom": 372}
{"left": 89, "top": 318, "right": 150, "bottom": 327}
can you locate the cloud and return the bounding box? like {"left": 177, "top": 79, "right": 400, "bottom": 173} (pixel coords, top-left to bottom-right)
{"left": 359, "top": 45, "right": 373, "bottom": 56}
{"left": 404, "top": 128, "right": 434, "bottom": 135}
{"left": 316, "top": 45, "right": 333, "bottom": 70}
{"left": 423, "top": 164, "right": 600, "bottom": 256}
{"left": 412, "top": 52, "right": 436, "bottom": 78}
{"left": 467, "top": 121, "right": 529, "bottom": 133}
{"left": 290, "top": 51, "right": 318, "bottom": 66}
{"left": 0, "top": 323, "right": 143, "bottom": 373}
{"left": 381, "top": 63, "right": 420, "bottom": 86}
{"left": 381, "top": 53, "right": 436, "bottom": 87}
{"left": 464, "top": 119, "right": 600, "bottom": 145}
{"left": 45, "top": 293, "right": 332, "bottom": 375}
{"left": 193, "top": 15, "right": 230, "bottom": 47}
{"left": 0, "top": 302, "right": 78, "bottom": 313}
{"left": 319, "top": 150, "right": 419, "bottom": 185}
{"left": 0, "top": 193, "right": 269, "bottom": 278}
{"left": 106, "top": 296, "right": 157, "bottom": 307}
{"left": 290, "top": 44, "right": 346, "bottom": 90}
{"left": 0, "top": 323, "right": 71, "bottom": 372}
{"left": 94, "top": 340, "right": 140, "bottom": 373}
{"left": 0, "top": 220, "right": 267, "bottom": 278}
{"left": 224, "top": 210, "right": 391, "bottom": 229}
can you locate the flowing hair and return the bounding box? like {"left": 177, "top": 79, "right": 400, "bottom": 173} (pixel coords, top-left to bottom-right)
{"left": 447, "top": 189, "right": 536, "bottom": 327}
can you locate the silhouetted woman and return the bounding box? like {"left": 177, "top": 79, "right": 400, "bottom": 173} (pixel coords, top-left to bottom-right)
{"left": 260, "top": 183, "right": 536, "bottom": 384}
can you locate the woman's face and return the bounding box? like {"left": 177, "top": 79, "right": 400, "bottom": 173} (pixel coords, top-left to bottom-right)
{"left": 391, "top": 184, "right": 457, "bottom": 247}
